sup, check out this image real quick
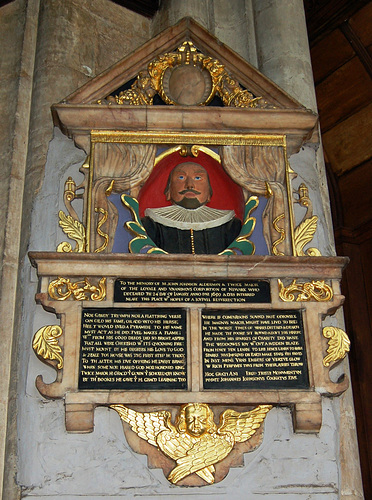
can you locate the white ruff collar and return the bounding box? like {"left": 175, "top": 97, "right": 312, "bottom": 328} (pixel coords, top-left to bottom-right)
{"left": 145, "top": 205, "right": 235, "bottom": 230}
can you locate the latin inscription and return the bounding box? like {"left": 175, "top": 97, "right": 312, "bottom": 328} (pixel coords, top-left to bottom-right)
{"left": 114, "top": 279, "right": 270, "bottom": 303}
{"left": 79, "top": 308, "right": 187, "bottom": 390}
{"left": 202, "top": 310, "right": 309, "bottom": 389}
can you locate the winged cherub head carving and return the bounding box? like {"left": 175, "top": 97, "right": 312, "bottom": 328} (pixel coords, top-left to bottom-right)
{"left": 110, "top": 403, "right": 272, "bottom": 485}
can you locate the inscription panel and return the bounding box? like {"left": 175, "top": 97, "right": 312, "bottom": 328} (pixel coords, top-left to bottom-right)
{"left": 202, "top": 310, "right": 309, "bottom": 389}
{"left": 114, "top": 279, "right": 270, "bottom": 303}
{"left": 79, "top": 308, "right": 187, "bottom": 390}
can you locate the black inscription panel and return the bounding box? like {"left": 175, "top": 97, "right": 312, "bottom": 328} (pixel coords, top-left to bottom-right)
{"left": 114, "top": 279, "right": 270, "bottom": 303}
{"left": 79, "top": 308, "right": 187, "bottom": 390}
{"left": 202, "top": 310, "right": 309, "bottom": 389}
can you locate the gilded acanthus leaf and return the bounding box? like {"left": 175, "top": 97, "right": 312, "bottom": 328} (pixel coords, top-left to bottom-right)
{"left": 294, "top": 216, "right": 320, "bottom": 256}
{"left": 323, "top": 327, "right": 351, "bottom": 367}
{"left": 57, "top": 210, "right": 85, "bottom": 252}
{"left": 32, "top": 325, "right": 63, "bottom": 369}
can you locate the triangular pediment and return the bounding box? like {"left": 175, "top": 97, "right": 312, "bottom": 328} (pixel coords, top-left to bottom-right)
{"left": 64, "top": 17, "right": 304, "bottom": 110}
{"left": 52, "top": 17, "right": 318, "bottom": 154}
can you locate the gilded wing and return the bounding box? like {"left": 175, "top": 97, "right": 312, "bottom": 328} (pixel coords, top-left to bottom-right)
{"left": 157, "top": 430, "right": 216, "bottom": 483}
{"left": 167, "top": 432, "right": 234, "bottom": 484}
{"left": 218, "top": 405, "right": 272, "bottom": 443}
{"left": 110, "top": 405, "right": 174, "bottom": 447}
{"left": 156, "top": 428, "right": 194, "bottom": 461}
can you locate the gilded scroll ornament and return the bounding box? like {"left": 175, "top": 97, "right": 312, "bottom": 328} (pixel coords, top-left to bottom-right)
{"left": 272, "top": 214, "right": 285, "bottom": 256}
{"left": 323, "top": 327, "right": 351, "bottom": 367}
{"left": 110, "top": 403, "right": 271, "bottom": 484}
{"left": 104, "top": 41, "right": 272, "bottom": 109}
{"left": 57, "top": 211, "right": 86, "bottom": 253}
{"left": 32, "top": 325, "right": 63, "bottom": 369}
{"left": 278, "top": 279, "right": 333, "bottom": 302}
{"left": 94, "top": 207, "right": 109, "bottom": 253}
{"left": 48, "top": 277, "right": 106, "bottom": 301}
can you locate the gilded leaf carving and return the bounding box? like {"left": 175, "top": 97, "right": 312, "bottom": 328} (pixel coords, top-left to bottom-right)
{"left": 323, "top": 327, "right": 351, "bottom": 367}
{"left": 293, "top": 215, "right": 321, "bottom": 257}
{"left": 32, "top": 325, "right": 63, "bottom": 369}
{"left": 57, "top": 210, "right": 86, "bottom": 253}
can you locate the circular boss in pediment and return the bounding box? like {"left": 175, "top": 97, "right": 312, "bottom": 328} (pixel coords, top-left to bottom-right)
{"left": 160, "top": 63, "right": 214, "bottom": 106}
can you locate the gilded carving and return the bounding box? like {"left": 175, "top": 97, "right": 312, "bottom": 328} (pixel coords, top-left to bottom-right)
{"left": 294, "top": 216, "right": 321, "bottom": 257}
{"left": 110, "top": 403, "right": 272, "bottom": 484}
{"left": 103, "top": 42, "right": 272, "bottom": 109}
{"left": 271, "top": 214, "right": 286, "bottom": 256}
{"left": 94, "top": 207, "right": 109, "bottom": 253}
{"left": 278, "top": 279, "right": 333, "bottom": 302}
{"left": 57, "top": 210, "right": 86, "bottom": 253}
{"left": 323, "top": 327, "right": 351, "bottom": 367}
{"left": 293, "top": 183, "right": 321, "bottom": 256}
{"left": 32, "top": 325, "right": 63, "bottom": 369}
{"left": 48, "top": 277, "right": 106, "bottom": 301}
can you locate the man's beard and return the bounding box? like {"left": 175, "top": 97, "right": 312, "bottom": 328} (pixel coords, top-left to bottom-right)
{"left": 175, "top": 197, "right": 203, "bottom": 209}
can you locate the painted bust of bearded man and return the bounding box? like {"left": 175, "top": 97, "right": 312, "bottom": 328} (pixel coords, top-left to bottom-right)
{"left": 141, "top": 162, "right": 241, "bottom": 254}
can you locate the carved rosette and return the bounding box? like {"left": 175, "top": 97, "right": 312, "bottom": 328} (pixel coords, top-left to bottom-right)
{"left": 48, "top": 277, "right": 106, "bottom": 301}
{"left": 32, "top": 325, "right": 64, "bottom": 369}
{"left": 323, "top": 327, "right": 351, "bottom": 367}
{"left": 278, "top": 279, "right": 333, "bottom": 302}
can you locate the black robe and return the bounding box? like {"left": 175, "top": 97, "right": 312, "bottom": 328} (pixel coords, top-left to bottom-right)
{"left": 142, "top": 216, "right": 241, "bottom": 254}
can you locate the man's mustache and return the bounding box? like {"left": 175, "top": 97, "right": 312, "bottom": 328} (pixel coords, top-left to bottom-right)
{"left": 179, "top": 189, "right": 201, "bottom": 195}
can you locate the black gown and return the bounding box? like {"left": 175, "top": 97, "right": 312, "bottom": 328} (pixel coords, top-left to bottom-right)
{"left": 142, "top": 216, "right": 242, "bottom": 254}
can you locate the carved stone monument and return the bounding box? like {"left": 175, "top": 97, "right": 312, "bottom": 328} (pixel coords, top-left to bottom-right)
{"left": 30, "top": 19, "right": 350, "bottom": 486}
